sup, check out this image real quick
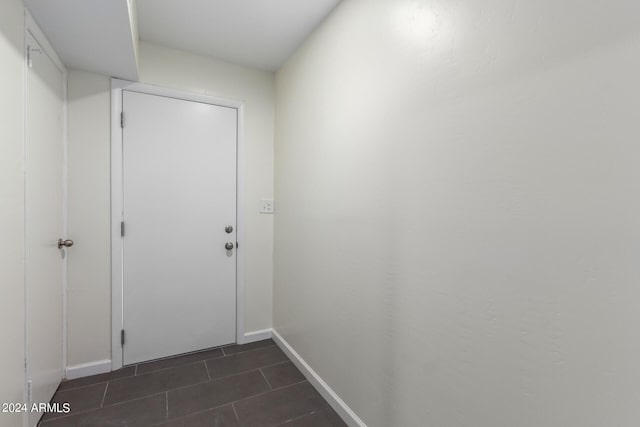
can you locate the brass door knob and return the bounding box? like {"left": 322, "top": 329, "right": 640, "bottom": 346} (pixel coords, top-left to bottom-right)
{"left": 58, "top": 239, "right": 74, "bottom": 249}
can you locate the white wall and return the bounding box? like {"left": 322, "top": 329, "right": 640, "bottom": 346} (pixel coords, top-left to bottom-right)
{"left": 274, "top": 1, "right": 640, "bottom": 426}
{"left": 0, "top": 0, "right": 25, "bottom": 426}
{"left": 67, "top": 70, "right": 112, "bottom": 367}
{"left": 66, "top": 42, "right": 275, "bottom": 367}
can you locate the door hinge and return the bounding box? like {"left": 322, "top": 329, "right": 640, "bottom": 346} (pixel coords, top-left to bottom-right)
{"left": 121, "top": 329, "right": 125, "bottom": 346}
{"left": 27, "top": 45, "right": 41, "bottom": 68}
{"left": 121, "top": 221, "right": 125, "bottom": 237}
{"left": 27, "top": 380, "right": 32, "bottom": 404}
{"left": 120, "top": 112, "right": 125, "bottom": 128}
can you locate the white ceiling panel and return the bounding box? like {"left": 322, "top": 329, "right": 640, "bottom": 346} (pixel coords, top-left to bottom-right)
{"left": 137, "top": 0, "right": 341, "bottom": 71}
{"left": 25, "top": 0, "right": 139, "bottom": 80}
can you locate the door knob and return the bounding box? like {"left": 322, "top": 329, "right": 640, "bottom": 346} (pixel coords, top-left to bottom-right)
{"left": 225, "top": 225, "right": 233, "bottom": 233}
{"left": 225, "top": 242, "right": 234, "bottom": 250}
{"left": 58, "top": 239, "right": 74, "bottom": 249}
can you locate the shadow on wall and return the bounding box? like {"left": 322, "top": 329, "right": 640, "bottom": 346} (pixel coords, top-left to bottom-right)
{"left": 0, "top": 3, "right": 23, "bottom": 57}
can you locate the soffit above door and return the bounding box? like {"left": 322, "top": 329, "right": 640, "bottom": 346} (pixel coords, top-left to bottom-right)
{"left": 24, "top": 0, "right": 139, "bottom": 80}
{"left": 24, "top": 0, "right": 341, "bottom": 78}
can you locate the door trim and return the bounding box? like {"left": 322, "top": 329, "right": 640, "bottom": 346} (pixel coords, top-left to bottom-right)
{"left": 110, "top": 79, "right": 246, "bottom": 370}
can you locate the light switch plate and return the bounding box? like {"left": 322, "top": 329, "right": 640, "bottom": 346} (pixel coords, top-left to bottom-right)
{"left": 259, "top": 199, "right": 274, "bottom": 214}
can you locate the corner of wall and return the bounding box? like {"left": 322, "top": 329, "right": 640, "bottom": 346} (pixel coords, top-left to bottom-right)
{"left": 0, "top": 1, "right": 26, "bottom": 425}
{"left": 126, "top": 0, "right": 140, "bottom": 79}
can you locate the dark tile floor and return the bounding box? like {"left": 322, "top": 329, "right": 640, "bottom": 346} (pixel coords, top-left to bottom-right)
{"left": 39, "top": 339, "right": 346, "bottom": 427}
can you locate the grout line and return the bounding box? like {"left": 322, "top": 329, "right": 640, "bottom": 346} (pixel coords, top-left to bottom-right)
{"left": 40, "top": 383, "right": 159, "bottom": 425}
{"left": 218, "top": 343, "right": 278, "bottom": 360}
{"left": 132, "top": 358, "right": 213, "bottom": 377}
{"left": 277, "top": 408, "right": 325, "bottom": 426}
{"left": 262, "top": 360, "right": 289, "bottom": 369}
{"left": 164, "top": 403, "right": 238, "bottom": 426}
{"left": 98, "top": 391, "right": 170, "bottom": 411}
{"left": 137, "top": 345, "right": 228, "bottom": 367}
{"left": 138, "top": 342, "right": 277, "bottom": 369}
{"left": 147, "top": 381, "right": 316, "bottom": 427}
{"left": 259, "top": 368, "right": 272, "bottom": 390}
{"left": 210, "top": 359, "right": 290, "bottom": 381}
{"left": 133, "top": 352, "right": 228, "bottom": 377}
{"left": 40, "top": 391, "right": 171, "bottom": 423}
{"left": 228, "top": 379, "right": 309, "bottom": 407}
{"left": 204, "top": 361, "right": 211, "bottom": 381}
{"left": 59, "top": 365, "right": 140, "bottom": 392}
{"left": 170, "top": 378, "right": 309, "bottom": 416}
{"left": 102, "top": 361, "right": 298, "bottom": 410}
{"left": 270, "top": 379, "right": 308, "bottom": 392}
{"left": 39, "top": 407, "right": 95, "bottom": 423}
{"left": 57, "top": 380, "right": 109, "bottom": 393}
{"left": 231, "top": 402, "right": 240, "bottom": 423}
{"left": 100, "top": 382, "right": 109, "bottom": 408}
{"left": 102, "top": 380, "right": 210, "bottom": 408}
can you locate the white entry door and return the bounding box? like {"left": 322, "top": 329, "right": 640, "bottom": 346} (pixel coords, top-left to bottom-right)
{"left": 25, "top": 32, "right": 65, "bottom": 427}
{"left": 122, "top": 90, "right": 237, "bottom": 365}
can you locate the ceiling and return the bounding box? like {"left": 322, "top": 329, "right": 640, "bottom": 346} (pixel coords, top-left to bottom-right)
{"left": 136, "top": 0, "right": 341, "bottom": 71}
{"left": 24, "top": 0, "right": 340, "bottom": 80}
{"left": 25, "top": 0, "right": 139, "bottom": 80}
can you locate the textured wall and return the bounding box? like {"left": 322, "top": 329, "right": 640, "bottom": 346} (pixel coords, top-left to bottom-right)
{"left": 0, "top": 0, "right": 25, "bottom": 426}
{"left": 66, "top": 70, "right": 112, "bottom": 367}
{"left": 274, "top": 1, "right": 640, "bottom": 425}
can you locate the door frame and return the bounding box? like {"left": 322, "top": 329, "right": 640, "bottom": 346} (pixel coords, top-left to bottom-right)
{"left": 110, "top": 79, "right": 246, "bottom": 370}
{"left": 24, "top": 8, "right": 68, "bottom": 415}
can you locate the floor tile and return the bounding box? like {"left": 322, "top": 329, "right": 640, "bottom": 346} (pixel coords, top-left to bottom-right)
{"left": 279, "top": 407, "right": 347, "bottom": 427}
{"left": 261, "top": 362, "right": 305, "bottom": 390}
{"left": 104, "top": 361, "right": 208, "bottom": 406}
{"left": 40, "top": 393, "right": 167, "bottom": 427}
{"left": 41, "top": 382, "right": 107, "bottom": 421}
{"left": 138, "top": 347, "right": 225, "bottom": 375}
{"left": 234, "top": 381, "right": 326, "bottom": 427}
{"left": 42, "top": 342, "right": 347, "bottom": 427}
{"left": 168, "top": 370, "right": 269, "bottom": 419}
{"left": 207, "top": 346, "right": 288, "bottom": 379}
{"left": 57, "top": 366, "right": 136, "bottom": 391}
{"left": 222, "top": 339, "right": 275, "bottom": 356}
{"left": 155, "top": 404, "right": 239, "bottom": 427}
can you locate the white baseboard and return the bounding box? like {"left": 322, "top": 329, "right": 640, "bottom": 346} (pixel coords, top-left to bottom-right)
{"left": 241, "top": 328, "right": 273, "bottom": 344}
{"left": 65, "top": 359, "right": 112, "bottom": 380}
{"left": 271, "top": 329, "right": 366, "bottom": 427}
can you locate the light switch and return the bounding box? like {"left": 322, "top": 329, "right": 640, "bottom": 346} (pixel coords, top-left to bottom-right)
{"left": 259, "top": 199, "right": 274, "bottom": 214}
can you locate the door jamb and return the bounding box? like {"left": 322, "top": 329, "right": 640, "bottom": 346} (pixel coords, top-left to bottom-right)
{"left": 110, "top": 79, "right": 246, "bottom": 370}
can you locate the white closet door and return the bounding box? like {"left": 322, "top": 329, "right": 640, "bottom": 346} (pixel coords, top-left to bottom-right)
{"left": 25, "top": 31, "right": 65, "bottom": 427}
